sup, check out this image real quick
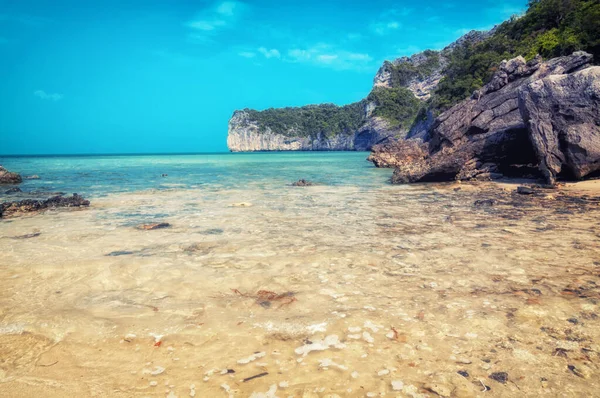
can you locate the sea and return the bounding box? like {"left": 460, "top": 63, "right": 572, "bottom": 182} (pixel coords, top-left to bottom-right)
{"left": 1, "top": 152, "right": 599, "bottom": 397}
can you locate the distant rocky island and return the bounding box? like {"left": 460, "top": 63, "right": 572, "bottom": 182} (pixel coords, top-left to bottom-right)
{"left": 227, "top": 0, "right": 600, "bottom": 184}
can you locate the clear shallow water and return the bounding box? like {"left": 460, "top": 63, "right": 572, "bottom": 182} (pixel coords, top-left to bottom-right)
{"left": 0, "top": 152, "right": 392, "bottom": 196}
{"left": 1, "top": 153, "right": 599, "bottom": 397}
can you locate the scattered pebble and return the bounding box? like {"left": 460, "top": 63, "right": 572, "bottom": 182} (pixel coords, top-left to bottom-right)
{"left": 377, "top": 369, "right": 390, "bottom": 376}
{"left": 294, "top": 335, "right": 346, "bottom": 357}
{"left": 238, "top": 352, "right": 266, "bottom": 364}
{"left": 391, "top": 380, "right": 404, "bottom": 391}
{"left": 362, "top": 331, "right": 374, "bottom": 343}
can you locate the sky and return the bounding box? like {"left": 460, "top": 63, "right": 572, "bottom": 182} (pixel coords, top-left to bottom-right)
{"left": 0, "top": 0, "right": 528, "bottom": 155}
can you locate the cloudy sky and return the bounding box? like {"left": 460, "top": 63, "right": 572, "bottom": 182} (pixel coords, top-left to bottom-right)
{"left": 0, "top": 0, "right": 527, "bottom": 154}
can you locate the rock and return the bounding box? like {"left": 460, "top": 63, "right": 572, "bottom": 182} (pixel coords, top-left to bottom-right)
{"left": 11, "top": 232, "right": 41, "bottom": 239}
{"left": 4, "top": 187, "right": 22, "bottom": 194}
{"left": 519, "top": 63, "right": 600, "bottom": 184}
{"left": 136, "top": 222, "right": 171, "bottom": 230}
{"left": 516, "top": 186, "right": 534, "bottom": 195}
{"left": 489, "top": 372, "right": 508, "bottom": 384}
{"left": 0, "top": 166, "right": 22, "bottom": 184}
{"left": 424, "top": 381, "right": 452, "bottom": 397}
{"left": 0, "top": 193, "right": 90, "bottom": 218}
{"left": 370, "top": 52, "right": 600, "bottom": 185}
{"left": 291, "top": 179, "right": 315, "bottom": 186}
{"left": 228, "top": 30, "right": 493, "bottom": 153}
{"left": 24, "top": 175, "right": 40, "bottom": 180}
{"left": 474, "top": 199, "right": 496, "bottom": 207}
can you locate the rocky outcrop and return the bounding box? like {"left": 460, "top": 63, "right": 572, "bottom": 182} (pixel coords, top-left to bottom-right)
{"left": 0, "top": 166, "right": 22, "bottom": 184}
{"left": 227, "top": 30, "right": 492, "bottom": 152}
{"left": 519, "top": 66, "right": 600, "bottom": 184}
{"left": 0, "top": 193, "right": 90, "bottom": 218}
{"left": 369, "top": 52, "right": 599, "bottom": 184}
{"left": 227, "top": 110, "right": 401, "bottom": 152}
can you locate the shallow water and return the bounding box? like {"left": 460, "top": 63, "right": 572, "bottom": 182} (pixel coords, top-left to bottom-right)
{"left": 0, "top": 153, "right": 599, "bottom": 397}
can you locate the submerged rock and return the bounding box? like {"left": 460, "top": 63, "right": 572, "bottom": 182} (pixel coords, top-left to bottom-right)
{"left": 24, "top": 175, "right": 40, "bottom": 180}
{"left": 291, "top": 179, "right": 315, "bottom": 186}
{"left": 0, "top": 193, "right": 90, "bottom": 218}
{"left": 516, "top": 186, "right": 534, "bottom": 195}
{"left": 136, "top": 222, "right": 171, "bottom": 230}
{"left": 4, "top": 187, "right": 22, "bottom": 194}
{"left": 0, "top": 166, "right": 22, "bottom": 184}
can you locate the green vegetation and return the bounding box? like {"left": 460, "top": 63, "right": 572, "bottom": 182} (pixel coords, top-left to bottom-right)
{"left": 244, "top": 102, "right": 366, "bottom": 138}
{"left": 431, "top": 0, "right": 600, "bottom": 111}
{"left": 242, "top": 0, "right": 600, "bottom": 138}
{"left": 366, "top": 87, "right": 421, "bottom": 128}
{"left": 385, "top": 50, "right": 441, "bottom": 87}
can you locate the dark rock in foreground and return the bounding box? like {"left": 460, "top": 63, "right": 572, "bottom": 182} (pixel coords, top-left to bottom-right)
{"left": 370, "top": 52, "right": 600, "bottom": 185}
{"left": 291, "top": 179, "right": 315, "bottom": 186}
{"left": 0, "top": 166, "right": 22, "bottom": 184}
{"left": 136, "top": 222, "right": 171, "bottom": 230}
{"left": 4, "top": 187, "right": 22, "bottom": 194}
{"left": 516, "top": 186, "right": 534, "bottom": 195}
{"left": 0, "top": 193, "right": 90, "bottom": 218}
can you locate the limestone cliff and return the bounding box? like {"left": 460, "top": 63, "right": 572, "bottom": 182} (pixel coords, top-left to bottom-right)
{"left": 227, "top": 30, "right": 490, "bottom": 152}
{"left": 227, "top": 108, "right": 401, "bottom": 152}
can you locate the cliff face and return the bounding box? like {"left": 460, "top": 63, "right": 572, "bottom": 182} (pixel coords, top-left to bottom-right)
{"left": 227, "top": 30, "right": 490, "bottom": 152}
{"left": 368, "top": 52, "right": 600, "bottom": 184}
{"left": 227, "top": 110, "right": 401, "bottom": 151}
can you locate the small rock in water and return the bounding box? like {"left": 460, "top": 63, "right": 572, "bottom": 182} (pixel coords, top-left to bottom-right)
{"left": 106, "top": 250, "right": 135, "bottom": 256}
{"left": 237, "top": 351, "right": 266, "bottom": 364}
{"left": 136, "top": 222, "right": 171, "bottom": 230}
{"left": 489, "top": 372, "right": 508, "bottom": 384}
{"left": 294, "top": 335, "right": 345, "bottom": 357}
{"left": 229, "top": 202, "right": 252, "bottom": 207}
{"left": 474, "top": 199, "right": 496, "bottom": 207}
{"left": 291, "top": 179, "right": 315, "bottom": 186}
{"left": 391, "top": 380, "right": 404, "bottom": 391}
{"left": 457, "top": 370, "right": 469, "bottom": 377}
{"left": 25, "top": 175, "right": 40, "bottom": 180}
{"left": 4, "top": 187, "right": 22, "bottom": 194}
{"left": 516, "top": 186, "right": 534, "bottom": 195}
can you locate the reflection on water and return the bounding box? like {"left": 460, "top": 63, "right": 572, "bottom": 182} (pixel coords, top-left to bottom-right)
{"left": 0, "top": 154, "right": 599, "bottom": 397}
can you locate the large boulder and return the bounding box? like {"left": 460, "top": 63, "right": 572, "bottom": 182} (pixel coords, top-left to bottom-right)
{"left": 519, "top": 66, "right": 600, "bottom": 184}
{"left": 0, "top": 166, "right": 22, "bottom": 184}
{"left": 370, "top": 52, "right": 598, "bottom": 184}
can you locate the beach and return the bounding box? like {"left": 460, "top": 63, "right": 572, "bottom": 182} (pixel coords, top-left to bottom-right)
{"left": 0, "top": 153, "right": 599, "bottom": 397}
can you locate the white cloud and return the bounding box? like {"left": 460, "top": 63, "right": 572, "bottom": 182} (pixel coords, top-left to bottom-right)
{"left": 371, "top": 21, "right": 402, "bottom": 35}
{"left": 34, "top": 90, "right": 63, "bottom": 101}
{"left": 258, "top": 47, "right": 281, "bottom": 59}
{"left": 186, "top": 1, "right": 247, "bottom": 38}
{"left": 286, "top": 44, "right": 373, "bottom": 70}
{"left": 238, "top": 51, "right": 256, "bottom": 58}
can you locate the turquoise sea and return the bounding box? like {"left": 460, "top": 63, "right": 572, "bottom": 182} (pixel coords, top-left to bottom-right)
{"left": 0, "top": 152, "right": 393, "bottom": 197}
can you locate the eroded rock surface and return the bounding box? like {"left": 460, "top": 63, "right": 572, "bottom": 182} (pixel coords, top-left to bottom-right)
{"left": 0, "top": 193, "right": 90, "bottom": 218}
{"left": 370, "top": 52, "right": 600, "bottom": 185}
{"left": 0, "top": 166, "right": 22, "bottom": 184}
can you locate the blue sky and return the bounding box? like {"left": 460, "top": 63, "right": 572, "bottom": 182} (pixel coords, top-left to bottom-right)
{"left": 0, "top": 0, "right": 527, "bottom": 155}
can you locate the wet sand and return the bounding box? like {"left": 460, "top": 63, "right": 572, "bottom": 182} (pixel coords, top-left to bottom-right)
{"left": 1, "top": 180, "right": 599, "bottom": 397}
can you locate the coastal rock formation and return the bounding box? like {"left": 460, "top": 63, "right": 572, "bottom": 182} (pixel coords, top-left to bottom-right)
{"left": 227, "top": 30, "right": 489, "bottom": 152}
{"left": 227, "top": 110, "right": 401, "bottom": 152}
{"left": 0, "top": 193, "right": 90, "bottom": 218}
{"left": 0, "top": 166, "right": 22, "bottom": 184}
{"left": 519, "top": 65, "right": 600, "bottom": 184}
{"left": 369, "top": 52, "right": 600, "bottom": 184}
